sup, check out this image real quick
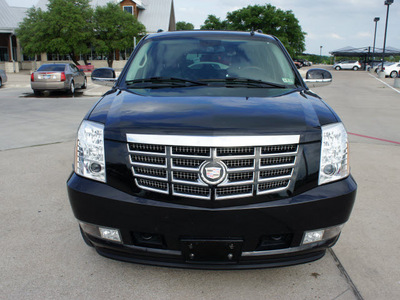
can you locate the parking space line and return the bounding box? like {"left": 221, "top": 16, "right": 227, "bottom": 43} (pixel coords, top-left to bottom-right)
{"left": 349, "top": 132, "right": 400, "bottom": 145}
{"left": 368, "top": 73, "right": 400, "bottom": 95}
{"left": 329, "top": 249, "right": 364, "bottom": 300}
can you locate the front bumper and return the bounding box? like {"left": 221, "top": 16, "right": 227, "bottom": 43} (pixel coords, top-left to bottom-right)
{"left": 67, "top": 173, "right": 357, "bottom": 269}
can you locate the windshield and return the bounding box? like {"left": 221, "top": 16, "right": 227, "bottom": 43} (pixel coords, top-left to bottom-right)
{"left": 125, "top": 36, "right": 297, "bottom": 88}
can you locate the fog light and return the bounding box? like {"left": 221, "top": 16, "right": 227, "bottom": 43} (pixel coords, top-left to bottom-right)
{"left": 302, "top": 224, "right": 344, "bottom": 245}
{"left": 302, "top": 230, "right": 324, "bottom": 245}
{"left": 99, "top": 227, "right": 122, "bottom": 243}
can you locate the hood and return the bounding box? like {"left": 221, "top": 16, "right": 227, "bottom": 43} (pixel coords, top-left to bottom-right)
{"left": 88, "top": 89, "right": 337, "bottom": 144}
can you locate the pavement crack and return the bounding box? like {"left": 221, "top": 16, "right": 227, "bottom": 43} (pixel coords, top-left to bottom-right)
{"left": 0, "top": 140, "right": 74, "bottom": 152}
{"left": 329, "top": 248, "right": 364, "bottom": 300}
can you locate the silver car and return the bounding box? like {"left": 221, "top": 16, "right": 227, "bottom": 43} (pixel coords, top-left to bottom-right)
{"left": 333, "top": 60, "right": 361, "bottom": 71}
{"left": 0, "top": 69, "right": 7, "bottom": 88}
{"left": 31, "top": 63, "right": 87, "bottom": 95}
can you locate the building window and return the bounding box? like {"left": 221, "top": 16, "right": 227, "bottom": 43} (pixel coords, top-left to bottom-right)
{"left": 123, "top": 6, "right": 133, "bottom": 15}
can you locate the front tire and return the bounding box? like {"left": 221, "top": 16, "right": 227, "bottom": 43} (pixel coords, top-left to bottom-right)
{"left": 33, "top": 90, "right": 41, "bottom": 96}
{"left": 390, "top": 71, "right": 398, "bottom": 78}
{"left": 335, "top": 66, "right": 341, "bottom": 70}
{"left": 0, "top": 78, "right": 2, "bottom": 88}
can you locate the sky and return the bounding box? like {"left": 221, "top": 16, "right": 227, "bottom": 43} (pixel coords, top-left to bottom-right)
{"left": 7, "top": 0, "right": 400, "bottom": 55}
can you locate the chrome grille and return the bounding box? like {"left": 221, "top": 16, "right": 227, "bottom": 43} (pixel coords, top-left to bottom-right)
{"left": 173, "top": 171, "right": 199, "bottom": 182}
{"left": 127, "top": 134, "right": 299, "bottom": 200}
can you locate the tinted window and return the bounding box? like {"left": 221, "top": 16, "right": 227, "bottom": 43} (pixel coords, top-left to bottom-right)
{"left": 37, "top": 64, "right": 66, "bottom": 71}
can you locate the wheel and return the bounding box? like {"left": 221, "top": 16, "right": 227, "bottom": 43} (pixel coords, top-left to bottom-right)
{"left": 68, "top": 80, "right": 75, "bottom": 94}
{"left": 390, "top": 71, "right": 398, "bottom": 78}
{"left": 335, "top": 66, "right": 341, "bottom": 70}
{"left": 79, "top": 226, "right": 94, "bottom": 247}
{"left": 0, "top": 78, "right": 2, "bottom": 88}
{"left": 81, "top": 77, "right": 87, "bottom": 89}
{"left": 352, "top": 66, "right": 359, "bottom": 71}
{"left": 33, "top": 90, "right": 41, "bottom": 96}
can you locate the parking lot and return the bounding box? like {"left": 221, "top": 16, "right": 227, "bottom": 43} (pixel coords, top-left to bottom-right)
{"left": 1, "top": 68, "right": 399, "bottom": 299}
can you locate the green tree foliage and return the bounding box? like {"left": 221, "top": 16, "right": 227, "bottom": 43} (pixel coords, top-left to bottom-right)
{"left": 17, "top": 0, "right": 94, "bottom": 65}
{"left": 201, "top": 5, "right": 306, "bottom": 57}
{"left": 200, "top": 15, "right": 227, "bottom": 30}
{"left": 44, "top": 0, "right": 93, "bottom": 65}
{"left": 93, "top": 3, "right": 145, "bottom": 67}
{"left": 15, "top": 8, "right": 47, "bottom": 56}
{"left": 16, "top": 0, "right": 145, "bottom": 67}
{"left": 176, "top": 21, "right": 194, "bottom": 30}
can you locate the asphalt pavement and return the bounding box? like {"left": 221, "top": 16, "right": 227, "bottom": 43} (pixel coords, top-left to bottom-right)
{"left": 1, "top": 67, "right": 400, "bottom": 299}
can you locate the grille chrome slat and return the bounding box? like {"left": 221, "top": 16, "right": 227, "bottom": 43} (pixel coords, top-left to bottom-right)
{"left": 127, "top": 135, "right": 299, "bottom": 200}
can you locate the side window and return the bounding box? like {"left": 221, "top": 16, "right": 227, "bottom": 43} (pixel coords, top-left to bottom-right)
{"left": 123, "top": 6, "right": 133, "bottom": 15}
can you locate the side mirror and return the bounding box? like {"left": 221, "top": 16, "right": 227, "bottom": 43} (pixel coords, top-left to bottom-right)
{"left": 91, "top": 68, "right": 117, "bottom": 87}
{"left": 304, "top": 68, "right": 332, "bottom": 88}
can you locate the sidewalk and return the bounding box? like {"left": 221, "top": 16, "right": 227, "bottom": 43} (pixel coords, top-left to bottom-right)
{"left": 3, "top": 70, "right": 111, "bottom": 97}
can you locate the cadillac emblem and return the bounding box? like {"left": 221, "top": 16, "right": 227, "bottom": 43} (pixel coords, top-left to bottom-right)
{"left": 200, "top": 161, "right": 227, "bottom": 185}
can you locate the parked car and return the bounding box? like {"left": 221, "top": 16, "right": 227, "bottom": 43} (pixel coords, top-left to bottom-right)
{"left": 293, "top": 59, "right": 312, "bottom": 67}
{"left": 31, "top": 63, "right": 86, "bottom": 95}
{"left": 303, "top": 60, "right": 312, "bottom": 66}
{"left": 67, "top": 30, "right": 356, "bottom": 269}
{"left": 293, "top": 61, "right": 302, "bottom": 69}
{"left": 375, "top": 62, "right": 394, "bottom": 73}
{"left": 333, "top": 60, "right": 361, "bottom": 71}
{"left": 381, "top": 62, "right": 400, "bottom": 78}
{"left": 0, "top": 69, "right": 7, "bottom": 88}
{"left": 366, "top": 61, "right": 382, "bottom": 72}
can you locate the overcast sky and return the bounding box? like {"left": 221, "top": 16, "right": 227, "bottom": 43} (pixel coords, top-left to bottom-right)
{"left": 8, "top": 0, "right": 400, "bottom": 55}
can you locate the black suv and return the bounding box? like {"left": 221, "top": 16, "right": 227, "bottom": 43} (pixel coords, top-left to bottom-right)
{"left": 67, "top": 31, "right": 356, "bottom": 269}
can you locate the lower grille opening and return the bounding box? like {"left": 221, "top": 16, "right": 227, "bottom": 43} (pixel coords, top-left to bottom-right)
{"left": 257, "top": 233, "right": 293, "bottom": 251}
{"left": 132, "top": 232, "right": 166, "bottom": 249}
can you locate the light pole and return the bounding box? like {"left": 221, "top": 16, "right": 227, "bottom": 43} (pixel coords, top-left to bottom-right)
{"left": 373, "top": 17, "right": 380, "bottom": 58}
{"left": 382, "top": 0, "right": 394, "bottom": 70}
{"left": 320, "top": 46, "right": 323, "bottom": 64}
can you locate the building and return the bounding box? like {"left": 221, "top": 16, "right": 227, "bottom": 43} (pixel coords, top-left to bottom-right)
{"left": 0, "top": 0, "right": 27, "bottom": 71}
{"left": 0, "top": 0, "right": 175, "bottom": 71}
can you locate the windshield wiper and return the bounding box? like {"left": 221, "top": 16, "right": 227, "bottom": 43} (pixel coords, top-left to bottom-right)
{"left": 200, "top": 77, "right": 288, "bottom": 88}
{"left": 125, "top": 77, "right": 207, "bottom": 88}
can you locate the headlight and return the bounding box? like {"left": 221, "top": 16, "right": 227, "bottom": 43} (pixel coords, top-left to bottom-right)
{"left": 319, "top": 122, "right": 349, "bottom": 185}
{"left": 75, "top": 120, "right": 106, "bottom": 183}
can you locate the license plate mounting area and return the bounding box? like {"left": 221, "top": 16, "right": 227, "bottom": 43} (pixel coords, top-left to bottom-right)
{"left": 181, "top": 239, "right": 243, "bottom": 263}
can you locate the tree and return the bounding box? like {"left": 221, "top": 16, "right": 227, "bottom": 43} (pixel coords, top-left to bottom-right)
{"left": 201, "top": 5, "right": 306, "bottom": 56}
{"left": 200, "top": 15, "right": 227, "bottom": 30}
{"left": 93, "top": 3, "right": 145, "bottom": 67}
{"left": 15, "top": 8, "right": 47, "bottom": 56}
{"left": 17, "top": 0, "right": 94, "bottom": 65}
{"left": 176, "top": 21, "right": 194, "bottom": 30}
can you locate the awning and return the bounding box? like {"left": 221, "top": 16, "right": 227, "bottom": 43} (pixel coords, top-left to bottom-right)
{"left": 330, "top": 46, "right": 400, "bottom": 57}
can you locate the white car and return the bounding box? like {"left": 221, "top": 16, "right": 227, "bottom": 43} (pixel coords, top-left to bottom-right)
{"left": 382, "top": 62, "right": 400, "bottom": 78}
{"left": 333, "top": 60, "right": 361, "bottom": 71}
